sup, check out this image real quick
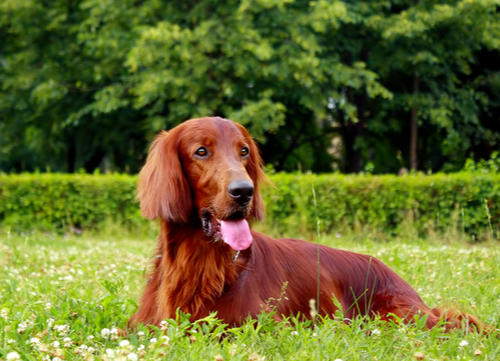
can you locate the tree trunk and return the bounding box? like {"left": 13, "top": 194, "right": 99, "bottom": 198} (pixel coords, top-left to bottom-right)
{"left": 67, "top": 138, "right": 76, "bottom": 173}
{"left": 340, "top": 95, "right": 366, "bottom": 173}
{"left": 410, "top": 75, "right": 419, "bottom": 171}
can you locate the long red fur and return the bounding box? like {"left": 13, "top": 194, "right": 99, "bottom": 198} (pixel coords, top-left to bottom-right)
{"left": 129, "top": 117, "right": 488, "bottom": 333}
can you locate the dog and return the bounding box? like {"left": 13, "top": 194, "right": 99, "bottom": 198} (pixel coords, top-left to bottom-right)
{"left": 129, "top": 116, "right": 486, "bottom": 332}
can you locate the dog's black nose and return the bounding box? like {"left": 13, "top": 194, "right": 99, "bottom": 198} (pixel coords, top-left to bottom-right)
{"left": 228, "top": 180, "right": 254, "bottom": 204}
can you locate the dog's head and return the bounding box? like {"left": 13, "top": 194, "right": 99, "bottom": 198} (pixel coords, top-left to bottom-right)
{"left": 137, "top": 117, "right": 266, "bottom": 250}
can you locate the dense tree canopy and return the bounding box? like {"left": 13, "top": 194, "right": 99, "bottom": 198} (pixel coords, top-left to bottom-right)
{"left": 1, "top": 0, "right": 499, "bottom": 174}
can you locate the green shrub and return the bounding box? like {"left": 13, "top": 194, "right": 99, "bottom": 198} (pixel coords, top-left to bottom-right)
{"left": 0, "top": 172, "right": 498, "bottom": 236}
{"left": 0, "top": 173, "right": 144, "bottom": 232}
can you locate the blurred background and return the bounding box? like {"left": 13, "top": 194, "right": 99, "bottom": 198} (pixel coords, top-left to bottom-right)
{"left": 1, "top": 0, "right": 499, "bottom": 175}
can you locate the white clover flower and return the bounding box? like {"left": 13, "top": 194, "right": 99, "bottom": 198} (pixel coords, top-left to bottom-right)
{"left": 137, "top": 331, "right": 145, "bottom": 337}
{"left": 101, "top": 328, "right": 111, "bottom": 337}
{"left": 159, "top": 320, "right": 168, "bottom": 330}
{"left": 110, "top": 327, "right": 118, "bottom": 335}
{"left": 291, "top": 331, "right": 299, "bottom": 336}
{"left": 149, "top": 338, "right": 157, "bottom": 344}
{"left": 53, "top": 341, "right": 60, "bottom": 348}
{"left": 105, "top": 349, "right": 116, "bottom": 357}
{"left": 45, "top": 303, "right": 52, "bottom": 311}
{"left": 30, "top": 337, "right": 40, "bottom": 344}
{"left": 47, "top": 318, "right": 55, "bottom": 328}
{"left": 6, "top": 351, "right": 21, "bottom": 361}
{"left": 119, "top": 340, "right": 130, "bottom": 348}
{"left": 17, "top": 322, "right": 28, "bottom": 333}
{"left": 137, "top": 345, "right": 145, "bottom": 351}
{"left": 1, "top": 308, "right": 8, "bottom": 319}
{"left": 8, "top": 339, "right": 16, "bottom": 344}
{"left": 372, "top": 329, "right": 381, "bottom": 336}
{"left": 80, "top": 344, "right": 88, "bottom": 350}
{"left": 161, "top": 335, "right": 170, "bottom": 346}
{"left": 54, "top": 324, "right": 70, "bottom": 336}
{"left": 334, "top": 359, "right": 343, "bottom": 361}
{"left": 87, "top": 347, "right": 95, "bottom": 354}
{"left": 459, "top": 340, "right": 469, "bottom": 347}
{"left": 87, "top": 335, "right": 95, "bottom": 340}
{"left": 127, "top": 353, "right": 138, "bottom": 361}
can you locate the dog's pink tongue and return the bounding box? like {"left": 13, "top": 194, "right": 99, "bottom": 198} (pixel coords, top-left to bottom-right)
{"left": 220, "top": 219, "right": 252, "bottom": 251}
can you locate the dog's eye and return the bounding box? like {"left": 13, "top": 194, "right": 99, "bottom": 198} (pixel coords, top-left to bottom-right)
{"left": 241, "top": 147, "right": 249, "bottom": 157}
{"left": 195, "top": 147, "right": 208, "bottom": 157}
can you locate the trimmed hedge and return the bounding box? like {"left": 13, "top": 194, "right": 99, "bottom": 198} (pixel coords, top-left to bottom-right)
{"left": 0, "top": 173, "right": 499, "bottom": 236}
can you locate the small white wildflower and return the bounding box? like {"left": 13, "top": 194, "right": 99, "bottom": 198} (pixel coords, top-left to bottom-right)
{"left": 334, "top": 359, "right": 343, "bottom": 361}
{"left": 159, "top": 320, "right": 168, "bottom": 330}
{"left": 80, "top": 344, "right": 88, "bottom": 350}
{"left": 137, "top": 331, "right": 145, "bottom": 336}
{"left": 105, "top": 349, "right": 115, "bottom": 357}
{"left": 17, "top": 321, "right": 28, "bottom": 333}
{"left": 87, "top": 335, "right": 95, "bottom": 340}
{"left": 137, "top": 345, "right": 145, "bottom": 351}
{"left": 54, "top": 324, "right": 70, "bottom": 336}
{"left": 52, "top": 358, "right": 63, "bottom": 361}
{"left": 6, "top": 351, "right": 21, "bottom": 361}
{"left": 110, "top": 327, "right": 118, "bottom": 335}
{"left": 372, "top": 329, "right": 381, "bottom": 336}
{"left": 45, "top": 302, "right": 52, "bottom": 311}
{"left": 53, "top": 341, "right": 60, "bottom": 348}
{"left": 101, "top": 328, "right": 111, "bottom": 337}
{"left": 459, "top": 340, "right": 469, "bottom": 347}
{"left": 30, "top": 337, "right": 40, "bottom": 344}
{"left": 1, "top": 308, "right": 8, "bottom": 319}
{"left": 291, "top": 331, "right": 299, "bottom": 336}
{"left": 8, "top": 339, "right": 16, "bottom": 344}
{"left": 161, "top": 335, "right": 170, "bottom": 346}
{"left": 149, "top": 338, "right": 157, "bottom": 344}
{"left": 87, "top": 347, "right": 95, "bottom": 354}
{"left": 47, "top": 318, "right": 54, "bottom": 328}
{"left": 127, "top": 353, "right": 138, "bottom": 361}
{"left": 119, "top": 340, "right": 130, "bottom": 347}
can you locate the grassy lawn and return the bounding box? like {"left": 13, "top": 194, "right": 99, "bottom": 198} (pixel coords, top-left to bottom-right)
{"left": 0, "top": 229, "right": 499, "bottom": 360}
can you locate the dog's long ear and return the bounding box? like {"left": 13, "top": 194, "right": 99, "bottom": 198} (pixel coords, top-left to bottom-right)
{"left": 137, "top": 130, "right": 192, "bottom": 223}
{"left": 235, "top": 123, "right": 267, "bottom": 221}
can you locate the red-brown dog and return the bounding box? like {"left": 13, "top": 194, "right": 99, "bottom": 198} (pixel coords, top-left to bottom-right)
{"left": 130, "top": 117, "right": 485, "bottom": 332}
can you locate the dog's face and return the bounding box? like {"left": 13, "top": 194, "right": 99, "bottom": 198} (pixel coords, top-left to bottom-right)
{"left": 178, "top": 118, "right": 254, "bottom": 219}
{"left": 137, "top": 117, "right": 266, "bottom": 249}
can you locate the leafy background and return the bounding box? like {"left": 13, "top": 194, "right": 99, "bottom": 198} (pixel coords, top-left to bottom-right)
{"left": 1, "top": 0, "right": 499, "bottom": 174}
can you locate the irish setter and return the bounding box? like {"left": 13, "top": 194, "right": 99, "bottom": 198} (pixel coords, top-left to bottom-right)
{"left": 129, "top": 116, "right": 485, "bottom": 332}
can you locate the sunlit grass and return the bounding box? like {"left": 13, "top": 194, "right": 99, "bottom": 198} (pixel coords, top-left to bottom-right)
{"left": 1, "top": 229, "right": 499, "bottom": 360}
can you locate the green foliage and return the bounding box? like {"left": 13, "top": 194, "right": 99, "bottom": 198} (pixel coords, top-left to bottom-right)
{"left": 266, "top": 172, "right": 500, "bottom": 238}
{"left": 1, "top": 233, "right": 499, "bottom": 360}
{"left": 1, "top": 173, "right": 499, "bottom": 237}
{"left": 2, "top": 0, "right": 499, "bottom": 174}
{"left": 0, "top": 173, "right": 143, "bottom": 231}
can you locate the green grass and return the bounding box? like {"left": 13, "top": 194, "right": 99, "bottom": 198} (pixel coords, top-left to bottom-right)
{"left": 1, "top": 229, "right": 499, "bottom": 361}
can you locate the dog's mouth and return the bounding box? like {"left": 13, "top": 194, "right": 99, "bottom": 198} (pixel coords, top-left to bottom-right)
{"left": 201, "top": 210, "right": 253, "bottom": 251}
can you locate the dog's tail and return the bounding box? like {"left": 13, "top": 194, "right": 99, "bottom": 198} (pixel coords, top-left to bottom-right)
{"left": 424, "top": 306, "right": 493, "bottom": 334}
